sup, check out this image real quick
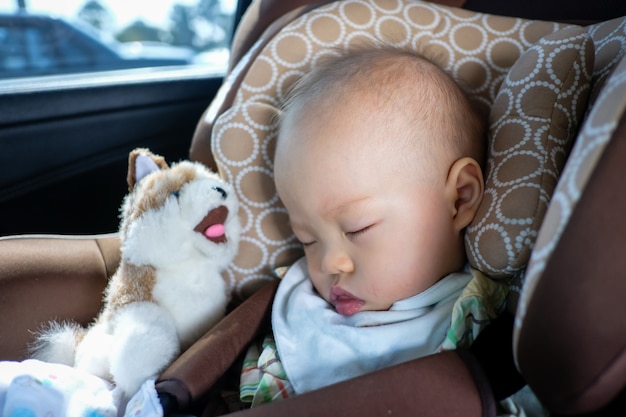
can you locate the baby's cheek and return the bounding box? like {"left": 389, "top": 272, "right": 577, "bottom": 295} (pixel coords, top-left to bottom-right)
{"left": 381, "top": 265, "right": 426, "bottom": 301}
{"left": 361, "top": 277, "right": 394, "bottom": 303}
{"left": 309, "top": 272, "right": 331, "bottom": 303}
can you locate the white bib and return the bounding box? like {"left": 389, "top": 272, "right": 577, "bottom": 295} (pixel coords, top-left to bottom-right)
{"left": 272, "top": 257, "right": 472, "bottom": 394}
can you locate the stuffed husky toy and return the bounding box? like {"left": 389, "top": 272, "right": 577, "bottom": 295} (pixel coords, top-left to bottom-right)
{"left": 31, "top": 148, "right": 241, "bottom": 397}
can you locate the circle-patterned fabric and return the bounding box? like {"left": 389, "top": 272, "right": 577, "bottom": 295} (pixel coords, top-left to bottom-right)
{"left": 464, "top": 26, "right": 595, "bottom": 311}
{"left": 212, "top": 0, "right": 584, "bottom": 298}
{"left": 465, "top": 27, "right": 594, "bottom": 278}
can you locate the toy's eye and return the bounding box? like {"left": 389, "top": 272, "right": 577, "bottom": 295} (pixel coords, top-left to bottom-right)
{"left": 213, "top": 186, "right": 227, "bottom": 200}
{"left": 172, "top": 190, "right": 180, "bottom": 198}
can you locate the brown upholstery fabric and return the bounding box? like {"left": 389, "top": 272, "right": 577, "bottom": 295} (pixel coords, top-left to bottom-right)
{"left": 226, "top": 350, "right": 493, "bottom": 417}
{"left": 95, "top": 234, "right": 123, "bottom": 277}
{"left": 0, "top": 235, "right": 119, "bottom": 360}
{"left": 516, "top": 111, "right": 626, "bottom": 414}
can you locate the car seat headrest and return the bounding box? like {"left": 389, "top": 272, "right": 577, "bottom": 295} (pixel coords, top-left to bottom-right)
{"left": 210, "top": 0, "right": 593, "bottom": 300}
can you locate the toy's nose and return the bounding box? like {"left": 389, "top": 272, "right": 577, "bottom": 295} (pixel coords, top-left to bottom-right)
{"left": 212, "top": 186, "right": 227, "bottom": 200}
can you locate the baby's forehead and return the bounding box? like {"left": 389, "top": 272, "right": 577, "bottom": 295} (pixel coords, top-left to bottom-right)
{"left": 279, "top": 108, "right": 427, "bottom": 172}
{"left": 282, "top": 84, "right": 427, "bottom": 145}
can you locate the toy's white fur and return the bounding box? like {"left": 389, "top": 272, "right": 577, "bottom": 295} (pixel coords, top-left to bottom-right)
{"left": 30, "top": 148, "right": 241, "bottom": 397}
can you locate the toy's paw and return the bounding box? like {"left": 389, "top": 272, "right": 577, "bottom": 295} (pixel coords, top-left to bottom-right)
{"left": 109, "top": 302, "right": 180, "bottom": 397}
{"left": 74, "top": 325, "right": 115, "bottom": 380}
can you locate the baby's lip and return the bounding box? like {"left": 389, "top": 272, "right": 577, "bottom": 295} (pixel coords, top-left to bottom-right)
{"left": 330, "top": 286, "right": 365, "bottom": 316}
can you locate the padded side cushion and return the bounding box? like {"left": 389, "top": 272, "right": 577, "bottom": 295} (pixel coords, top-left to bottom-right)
{"left": 465, "top": 26, "right": 594, "bottom": 285}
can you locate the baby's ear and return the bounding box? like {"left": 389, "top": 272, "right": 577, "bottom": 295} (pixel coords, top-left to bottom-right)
{"left": 446, "top": 157, "right": 484, "bottom": 231}
{"left": 127, "top": 148, "right": 169, "bottom": 190}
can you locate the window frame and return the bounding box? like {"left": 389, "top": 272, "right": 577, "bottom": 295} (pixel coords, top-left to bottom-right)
{"left": 0, "top": 0, "right": 252, "bottom": 134}
{"left": 0, "top": 65, "right": 227, "bottom": 125}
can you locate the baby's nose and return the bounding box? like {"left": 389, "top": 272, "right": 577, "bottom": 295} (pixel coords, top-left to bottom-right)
{"left": 321, "top": 248, "right": 354, "bottom": 275}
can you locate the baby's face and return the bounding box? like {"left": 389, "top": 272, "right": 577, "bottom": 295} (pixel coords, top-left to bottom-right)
{"left": 274, "top": 103, "right": 466, "bottom": 316}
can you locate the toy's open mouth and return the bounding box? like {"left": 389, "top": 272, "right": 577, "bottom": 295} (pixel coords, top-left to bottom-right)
{"left": 194, "top": 205, "right": 229, "bottom": 243}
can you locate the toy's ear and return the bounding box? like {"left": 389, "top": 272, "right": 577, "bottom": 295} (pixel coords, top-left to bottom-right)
{"left": 127, "top": 148, "right": 169, "bottom": 190}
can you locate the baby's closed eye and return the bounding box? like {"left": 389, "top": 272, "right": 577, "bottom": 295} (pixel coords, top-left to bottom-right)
{"left": 292, "top": 231, "right": 316, "bottom": 247}
{"left": 345, "top": 224, "right": 374, "bottom": 240}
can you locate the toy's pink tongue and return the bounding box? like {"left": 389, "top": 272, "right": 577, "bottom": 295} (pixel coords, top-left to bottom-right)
{"left": 204, "top": 224, "right": 225, "bottom": 239}
{"left": 194, "top": 205, "right": 229, "bottom": 244}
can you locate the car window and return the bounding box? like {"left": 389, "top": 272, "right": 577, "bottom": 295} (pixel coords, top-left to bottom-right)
{"left": 0, "top": 0, "right": 235, "bottom": 79}
{"left": 25, "top": 25, "right": 55, "bottom": 69}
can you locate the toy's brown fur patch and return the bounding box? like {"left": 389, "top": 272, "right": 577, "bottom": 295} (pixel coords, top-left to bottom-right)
{"left": 127, "top": 165, "right": 198, "bottom": 225}
{"left": 104, "top": 263, "right": 157, "bottom": 315}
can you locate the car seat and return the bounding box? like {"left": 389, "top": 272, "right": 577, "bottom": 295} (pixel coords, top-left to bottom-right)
{"left": 2, "top": 1, "right": 626, "bottom": 416}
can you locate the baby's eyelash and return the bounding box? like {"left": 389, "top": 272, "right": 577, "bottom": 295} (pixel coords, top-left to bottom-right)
{"left": 293, "top": 234, "right": 315, "bottom": 247}
{"left": 346, "top": 225, "right": 372, "bottom": 239}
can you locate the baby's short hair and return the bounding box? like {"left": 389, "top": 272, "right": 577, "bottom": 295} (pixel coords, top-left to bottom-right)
{"left": 281, "top": 44, "right": 486, "bottom": 168}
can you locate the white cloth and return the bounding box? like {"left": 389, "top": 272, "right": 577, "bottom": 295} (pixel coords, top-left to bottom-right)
{"left": 123, "top": 379, "right": 163, "bottom": 417}
{"left": 272, "top": 257, "right": 472, "bottom": 394}
{"left": 0, "top": 359, "right": 117, "bottom": 417}
{"left": 0, "top": 360, "right": 163, "bottom": 417}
